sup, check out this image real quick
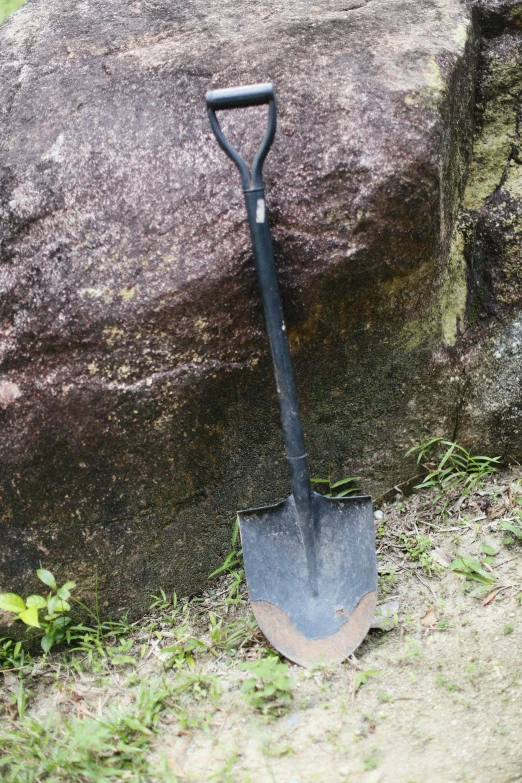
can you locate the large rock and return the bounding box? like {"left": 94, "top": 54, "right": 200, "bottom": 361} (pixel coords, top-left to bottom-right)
{"left": 448, "top": 9, "right": 522, "bottom": 453}
{"left": 1, "top": 0, "right": 521, "bottom": 623}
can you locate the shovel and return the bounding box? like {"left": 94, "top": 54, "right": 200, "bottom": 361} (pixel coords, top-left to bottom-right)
{"left": 206, "top": 83, "right": 378, "bottom": 668}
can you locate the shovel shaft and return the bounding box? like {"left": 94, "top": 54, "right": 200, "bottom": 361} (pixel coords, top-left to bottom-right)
{"left": 244, "top": 189, "right": 306, "bottom": 464}
{"left": 244, "top": 190, "right": 310, "bottom": 476}
{"left": 206, "top": 84, "right": 318, "bottom": 593}
{"left": 244, "top": 189, "right": 318, "bottom": 591}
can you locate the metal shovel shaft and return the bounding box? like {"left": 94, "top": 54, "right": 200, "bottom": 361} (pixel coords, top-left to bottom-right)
{"left": 244, "top": 189, "right": 318, "bottom": 594}
{"left": 206, "top": 84, "right": 318, "bottom": 593}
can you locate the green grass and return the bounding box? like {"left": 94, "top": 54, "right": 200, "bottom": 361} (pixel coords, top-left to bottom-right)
{"left": 0, "top": 0, "right": 26, "bottom": 23}
{"left": 0, "top": 679, "right": 179, "bottom": 782}
{"left": 0, "top": 671, "right": 221, "bottom": 781}
{"left": 405, "top": 437, "right": 501, "bottom": 512}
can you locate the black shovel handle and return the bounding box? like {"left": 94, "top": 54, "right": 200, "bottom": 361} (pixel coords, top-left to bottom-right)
{"left": 206, "top": 83, "right": 274, "bottom": 110}
{"left": 206, "top": 83, "right": 318, "bottom": 592}
{"left": 205, "top": 83, "right": 276, "bottom": 191}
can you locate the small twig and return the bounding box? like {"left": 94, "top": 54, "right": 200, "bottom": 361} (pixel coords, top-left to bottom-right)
{"left": 216, "top": 711, "right": 228, "bottom": 737}
{"left": 482, "top": 585, "right": 513, "bottom": 606}
{"left": 132, "top": 638, "right": 162, "bottom": 674}
{"left": 373, "top": 474, "right": 426, "bottom": 506}
{"left": 346, "top": 653, "right": 362, "bottom": 670}
{"left": 482, "top": 562, "right": 500, "bottom": 578}
{"left": 495, "top": 555, "right": 522, "bottom": 568}
{"left": 204, "top": 710, "right": 229, "bottom": 771}
{"left": 414, "top": 571, "right": 437, "bottom": 600}
{"left": 76, "top": 703, "right": 100, "bottom": 721}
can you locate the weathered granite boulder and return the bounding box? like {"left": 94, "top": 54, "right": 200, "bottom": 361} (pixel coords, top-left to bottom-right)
{"left": 1, "top": 0, "right": 522, "bottom": 624}
{"left": 441, "top": 4, "right": 522, "bottom": 455}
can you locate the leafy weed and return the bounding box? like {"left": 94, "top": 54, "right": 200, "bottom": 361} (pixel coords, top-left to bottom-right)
{"left": 239, "top": 655, "right": 294, "bottom": 716}
{"left": 209, "top": 518, "right": 245, "bottom": 605}
{"left": 406, "top": 438, "right": 501, "bottom": 500}
{"left": 0, "top": 569, "right": 77, "bottom": 653}
{"left": 311, "top": 475, "right": 360, "bottom": 497}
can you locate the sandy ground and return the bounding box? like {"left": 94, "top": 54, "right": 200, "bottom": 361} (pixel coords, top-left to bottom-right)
{"left": 2, "top": 469, "right": 522, "bottom": 782}
{"left": 156, "top": 568, "right": 522, "bottom": 782}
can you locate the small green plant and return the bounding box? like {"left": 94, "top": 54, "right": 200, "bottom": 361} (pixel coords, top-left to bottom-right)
{"left": 398, "top": 533, "right": 439, "bottom": 574}
{"left": 3, "top": 677, "right": 30, "bottom": 720}
{"left": 168, "top": 671, "right": 221, "bottom": 733}
{"left": 499, "top": 518, "right": 522, "bottom": 541}
{"left": 504, "top": 623, "right": 515, "bottom": 635}
{"left": 260, "top": 740, "right": 294, "bottom": 758}
{"left": 378, "top": 568, "right": 397, "bottom": 597}
{"left": 436, "top": 672, "right": 460, "bottom": 692}
{"left": 311, "top": 475, "right": 360, "bottom": 497}
{"left": 209, "top": 517, "right": 245, "bottom": 604}
{"left": 171, "top": 671, "right": 221, "bottom": 702}
{"left": 353, "top": 669, "right": 381, "bottom": 694}
{"left": 207, "top": 752, "right": 239, "bottom": 783}
{"left": 449, "top": 557, "right": 497, "bottom": 585}
{"left": 208, "top": 611, "right": 225, "bottom": 646}
{"left": 161, "top": 629, "right": 206, "bottom": 670}
{"left": 208, "top": 612, "right": 259, "bottom": 654}
{"left": 149, "top": 588, "right": 180, "bottom": 614}
{"left": 0, "top": 570, "right": 76, "bottom": 653}
{"left": 152, "top": 596, "right": 204, "bottom": 668}
{"left": 103, "top": 637, "right": 136, "bottom": 666}
{"left": 406, "top": 438, "right": 501, "bottom": 498}
{"left": 363, "top": 746, "right": 380, "bottom": 771}
{"left": 0, "top": 638, "right": 26, "bottom": 671}
{"left": 402, "top": 636, "right": 423, "bottom": 660}
{"left": 239, "top": 655, "right": 294, "bottom": 715}
{"left": 0, "top": 568, "right": 141, "bottom": 665}
{"left": 69, "top": 618, "right": 134, "bottom": 669}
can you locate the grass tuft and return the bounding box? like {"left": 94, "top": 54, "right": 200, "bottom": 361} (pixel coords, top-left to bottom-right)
{"left": 0, "top": 0, "right": 26, "bottom": 23}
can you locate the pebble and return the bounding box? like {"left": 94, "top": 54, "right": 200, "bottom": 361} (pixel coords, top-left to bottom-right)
{"left": 285, "top": 713, "right": 301, "bottom": 729}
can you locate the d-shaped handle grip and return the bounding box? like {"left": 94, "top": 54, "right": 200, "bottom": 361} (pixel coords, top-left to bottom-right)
{"left": 206, "top": 83, "right": 274, "bottom": 110}
{"left": 205, "top": 83, "right": 277, "bottom": 191}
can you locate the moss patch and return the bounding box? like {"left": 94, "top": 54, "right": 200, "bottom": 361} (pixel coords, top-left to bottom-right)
{"left": 448, "top": 37, "right": 522, "bottom": 326}
{"left": 441, "top": 229, "right": 467, "bottom": 346}
{"left": 463, "top": 50, "right": 522, "bottom": 212}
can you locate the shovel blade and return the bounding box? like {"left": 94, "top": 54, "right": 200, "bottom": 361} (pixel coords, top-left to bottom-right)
{"left": 238, "top": 491, "right": 377, "bottom": 668}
